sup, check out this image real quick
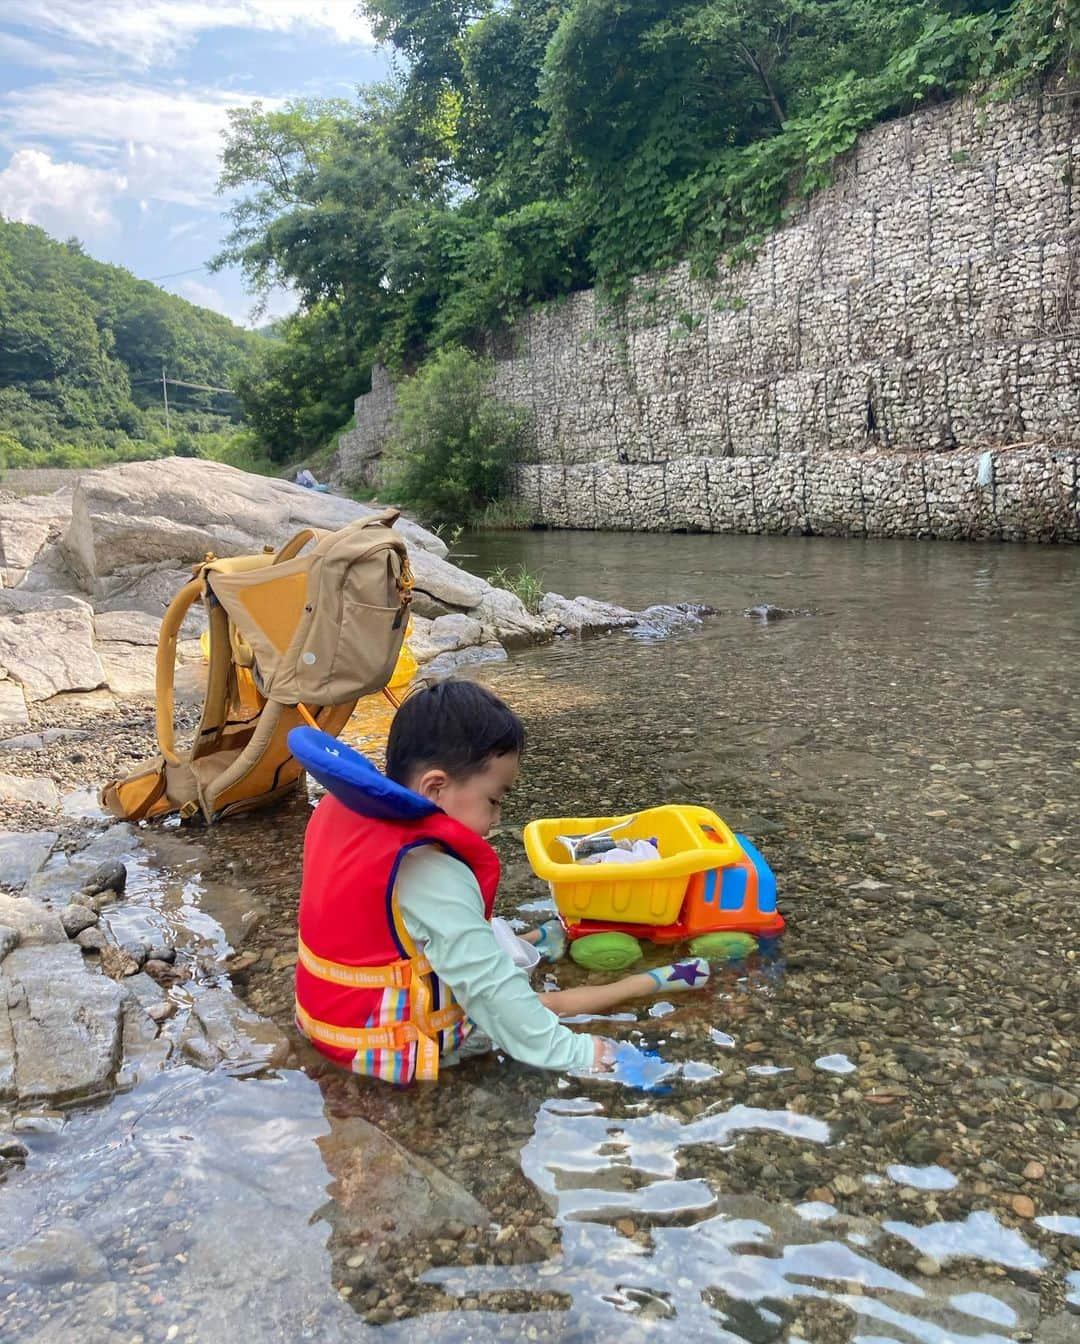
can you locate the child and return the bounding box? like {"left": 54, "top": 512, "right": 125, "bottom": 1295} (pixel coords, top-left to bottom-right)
{"left": 294, "top": 681, "right": 710, "bottom": 1084}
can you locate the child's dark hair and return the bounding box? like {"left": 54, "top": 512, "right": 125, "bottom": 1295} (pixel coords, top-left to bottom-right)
{"left": 386, "top": 681, "right": 525, "bottom": 784}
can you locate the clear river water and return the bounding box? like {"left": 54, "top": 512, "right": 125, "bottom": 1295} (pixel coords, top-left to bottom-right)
{"left": 1, "top": 530, "right": 1077, "bottom": 1344}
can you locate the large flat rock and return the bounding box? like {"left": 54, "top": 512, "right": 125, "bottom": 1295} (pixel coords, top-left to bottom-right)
{"left": 0, "top": 492, "right": 72, "bottom": 586}
{"left": 63, "top": 458, "right": 447, "bottom": 591}
{"left": 3, "top": 941, "right": 123, "bottom": 1104}
{"left": 0, "top": 604, "right": 105, "bottom": 701}
{"left": 92, "top": 608, "right": 165, "bottom": 644}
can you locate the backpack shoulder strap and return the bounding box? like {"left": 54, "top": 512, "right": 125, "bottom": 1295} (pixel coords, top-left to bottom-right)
{"left": 274, "top": 528, "right": 328, "bottom": 565}
{"left": 155, "top": 576, "right": 205, "bottom": 765}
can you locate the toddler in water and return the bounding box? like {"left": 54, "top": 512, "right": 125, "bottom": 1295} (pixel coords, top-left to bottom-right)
{"left": 295, "top": 681, "right": 709, "bottom": 1082}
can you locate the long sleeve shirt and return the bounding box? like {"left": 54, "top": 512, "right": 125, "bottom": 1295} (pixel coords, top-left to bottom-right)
{"left": 395, "top": 846, "right": 594, "bottom": 1073}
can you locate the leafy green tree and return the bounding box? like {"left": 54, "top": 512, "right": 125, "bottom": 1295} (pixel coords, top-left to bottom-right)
{"left": 378, "top": 347, "right": 531, "bottom": 523}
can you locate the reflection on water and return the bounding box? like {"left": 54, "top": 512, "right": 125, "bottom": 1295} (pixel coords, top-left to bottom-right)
{"left": 2, "top": 529, "right": 1078, "bottom": 1341}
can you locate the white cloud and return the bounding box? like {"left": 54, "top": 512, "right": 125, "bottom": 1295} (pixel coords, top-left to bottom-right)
{"left": 0, "top": 147, "right": 126, "bottom": 235}
{"left": 0, "top": 30, "right": 80, "bottom": 71}
{"left": 179, "top": 277, "right": 241, "bottom": 316}
{"left": 4, "top": 1, "right": 374, "bottom": 70}
{"left": 0, "top": 80, "right": 281, "bottom": 210}
{"left": 176, "top": 275, "right": 297, "bottom": 328}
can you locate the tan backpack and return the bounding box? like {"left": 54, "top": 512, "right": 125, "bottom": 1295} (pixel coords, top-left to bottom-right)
{"left": 101, "top": 510, "right": 413, "bottom": 824}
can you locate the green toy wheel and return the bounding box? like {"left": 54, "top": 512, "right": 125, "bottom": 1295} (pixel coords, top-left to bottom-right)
{"left": 689, "top": 931, "right": 759, "bottom": 962}
{"left": 569, "top": 932, "right": 643, "bottom": 972}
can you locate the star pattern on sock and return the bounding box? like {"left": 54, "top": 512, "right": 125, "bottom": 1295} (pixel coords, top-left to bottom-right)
{"left": 668, "top": 960, "right": 706, "bottom": 986}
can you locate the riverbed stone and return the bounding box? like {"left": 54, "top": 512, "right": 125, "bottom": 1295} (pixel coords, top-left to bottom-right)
{"left": 59, "top": 903, "right": 98, "bottom": 937}
{"left": 539, "top": 592, "right": 638, "bottom": 635}
{"left": 27, "top": 830, "right": 134, "bottom": 904}
{"left": 470, "top": 586, "right": 549, "bottom": 646}
{"left": 0, "top": 605, "right": 105, "bottom": 701}
{"left": 0, "top": 678, "right": 30, "bottom": 728}
{"left": 75, "top": 926, "right": 107, "bottom": 953}
{"left": 316, "top": 1114, "right": 491, "bottom": 1248}
{"left": 95, "top": 640, "right": 159, "bottom": 696}
{"left": 428, "top": 613, "right": 485, "bottom": 652}
{"left": 0, "top": 771, "right": 61, "bottom": 808}
{"left": 0, "top": 731, "right": 44, "bottom": 751}
{"left": 0, "top": 1217, "right": 108, "bottom": 1285}
{"left": 2, "top": 941, "right": 123, "bottom": 1103}
{"left": 0, "top": 492, "right": 72, "bottom": 586}
{"left": 0, "top": 830, "right": 57, "bottom": 890}
{"left": 421, "top": 645, "right": 508, "bottom": 679}
{"left": 0, "top": 924, "right": 18, "bottom": 962}
{"left": 0, "top": 891, "right": 64, "bottom": 944}
{"left": 186, "top": 985, "right": 291, "bottom": 1069}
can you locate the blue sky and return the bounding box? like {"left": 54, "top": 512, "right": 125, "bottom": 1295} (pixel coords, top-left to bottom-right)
{"left": 0, "top": 2, "right": 389, "bottom": 326}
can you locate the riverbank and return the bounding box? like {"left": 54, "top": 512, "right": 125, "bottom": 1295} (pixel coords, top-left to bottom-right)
{"left": 1, "top": 518, "right": 1077, "bottom": 1341}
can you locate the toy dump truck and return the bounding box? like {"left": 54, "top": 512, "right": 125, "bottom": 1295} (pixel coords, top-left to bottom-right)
{"left": 523, "top": 804, "right": 784, "bottom": 970}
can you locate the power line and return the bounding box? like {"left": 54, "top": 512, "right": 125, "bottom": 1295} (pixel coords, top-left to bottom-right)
{"left": 164, "top": 377, "right": 236, "bottom": 395}
{"left": 147, "top": 264, "right": 208, "bottom": 282}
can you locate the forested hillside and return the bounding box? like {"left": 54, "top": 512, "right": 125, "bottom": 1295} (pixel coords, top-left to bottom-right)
{"left": 219, "top": 0, "right": 1075, "bottom": 459}
{"left": 0, "top": 218, "right": 261, "bottom": 468}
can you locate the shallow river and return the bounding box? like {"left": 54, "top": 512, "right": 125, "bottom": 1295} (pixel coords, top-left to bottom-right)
{"left": 2, "top": 532, "right": 1078, "bottom": 1343}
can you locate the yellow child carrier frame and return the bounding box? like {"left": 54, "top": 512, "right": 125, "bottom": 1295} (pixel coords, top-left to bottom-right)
{"left": 101, "top": 510, "right": 414, "bottom": 824}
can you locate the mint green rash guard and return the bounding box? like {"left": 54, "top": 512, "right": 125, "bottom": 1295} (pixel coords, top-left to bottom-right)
{"left": 395, "top": 846, "right": 594, "bottom": 1073}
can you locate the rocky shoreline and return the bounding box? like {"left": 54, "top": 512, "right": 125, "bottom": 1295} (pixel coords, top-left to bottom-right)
{"left": 0, "top": 457, "right": 716, "bottom": 1126}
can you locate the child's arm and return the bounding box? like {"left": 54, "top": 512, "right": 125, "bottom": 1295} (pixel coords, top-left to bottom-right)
{"left": 395, "top": 847, "right": 596, "bottom": 1073}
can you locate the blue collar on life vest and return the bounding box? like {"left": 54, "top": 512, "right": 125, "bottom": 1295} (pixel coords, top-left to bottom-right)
{"left": 287, "top": 726, "right": 438, "bottom": 821}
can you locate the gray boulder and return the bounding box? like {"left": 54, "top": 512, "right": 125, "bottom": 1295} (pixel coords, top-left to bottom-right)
{"left": 539, "top": 592, "right": 638, "bottom": 635}
{"left": 408, "top": 546, "right": 489, "bottom": 614}
{"left": 60, "top": 904, "right": 98, "bottom": 937}
{"left": 470, "top": 586, "right": 549, "bottom": 647}
{"left": 62, "top": 457, "right": 446, "bottom": 594}
{"left": 92, "top": 608, "right": 167, "bottom": 644}
{"left": 182, "top": 985, "right": 292, "bottom": 1071}
{"left": 0, "top": 923, "right": 18, "bottom": 961}
{"left": 0, "top": 491, "right": 72, "bottom": 586}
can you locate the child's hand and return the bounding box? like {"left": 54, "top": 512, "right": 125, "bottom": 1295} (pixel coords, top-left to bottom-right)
{"left": 591, "top": 1037, "right": 615, "bottom": 1071}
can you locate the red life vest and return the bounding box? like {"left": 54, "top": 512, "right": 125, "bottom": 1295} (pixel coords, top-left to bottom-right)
{"left": 295, "top": 793, "right": 501, "bottom": 1083}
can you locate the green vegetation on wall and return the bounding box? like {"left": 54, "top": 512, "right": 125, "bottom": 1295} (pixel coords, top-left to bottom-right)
{"left": 217, "top": 0, "right": 1075, "bottom": 462}
{"left": 377, "top": 347, "right": 531, "bottom": 525}
{"left": 0, "top": 218, "right": 262, "bottom": 468}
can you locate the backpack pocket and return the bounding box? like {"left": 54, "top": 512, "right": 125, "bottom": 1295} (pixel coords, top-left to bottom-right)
{"left": 302, "top": 597, "right": 405, "bottom": 703}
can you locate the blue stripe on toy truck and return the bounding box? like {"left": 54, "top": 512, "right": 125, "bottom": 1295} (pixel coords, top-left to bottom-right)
{"left": 735, "top": 834, "right": 777, "bottom": 913}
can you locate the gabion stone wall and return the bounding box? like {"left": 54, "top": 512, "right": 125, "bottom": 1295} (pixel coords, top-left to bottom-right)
{"left": 340, "top": 87, "right": 1080, "bottom": 540}
{"left": 336, "top": 364, "right": 396, "bottom": 484}
{"left": 513, "top": 447, "right": 1079, "bottom": 542}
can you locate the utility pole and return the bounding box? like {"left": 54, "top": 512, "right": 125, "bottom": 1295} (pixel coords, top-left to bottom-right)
{"left": 161, "top": 364, "right": 170, "bottom": 433}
